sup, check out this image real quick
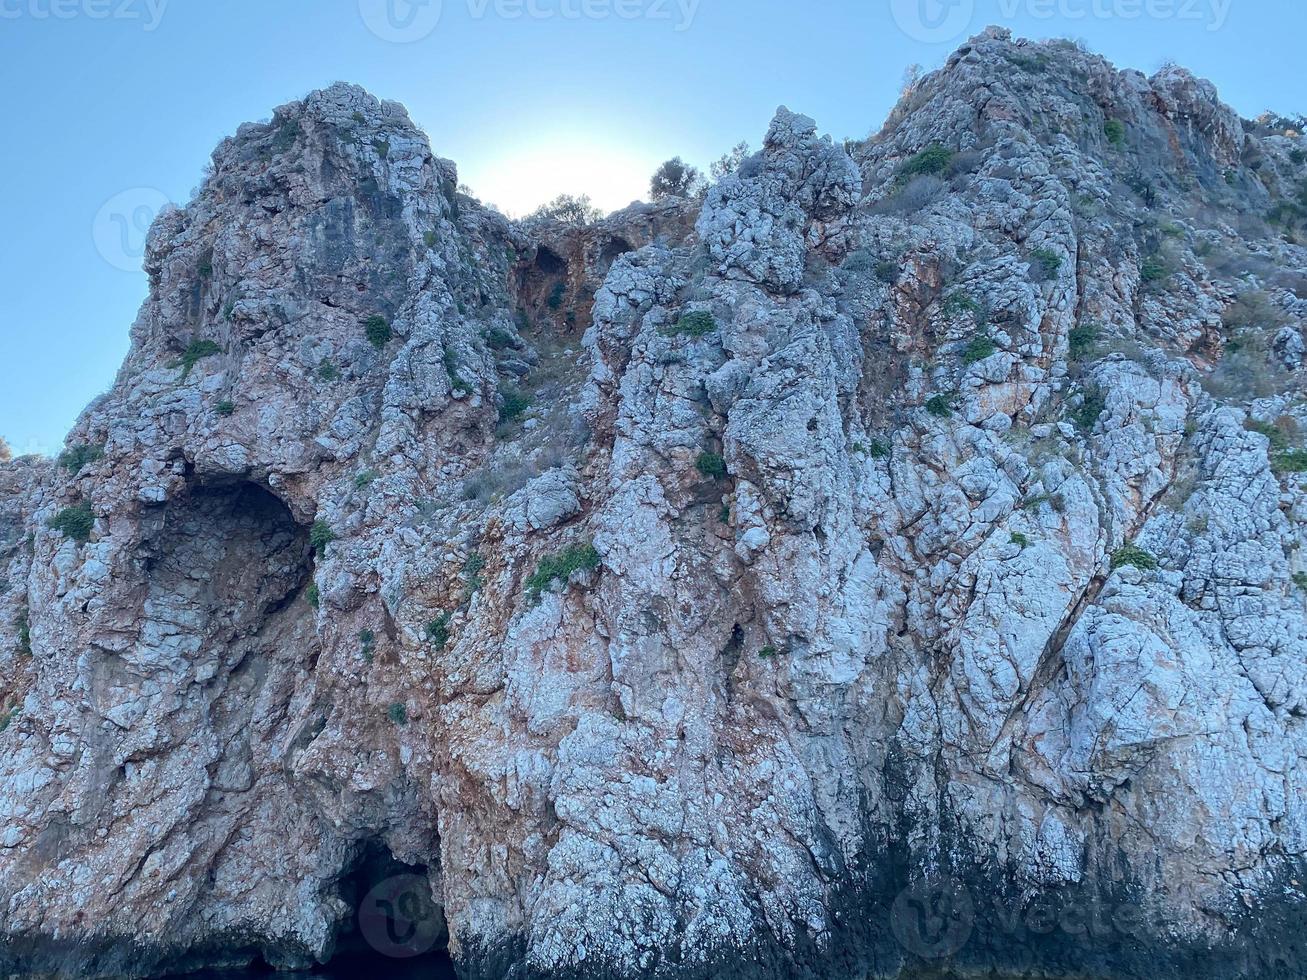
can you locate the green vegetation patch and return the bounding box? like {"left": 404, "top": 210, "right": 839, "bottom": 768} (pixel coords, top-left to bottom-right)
{"left": 499, "top": 386, "right": 531, "bottom": 424}
{"left": 875, "top": 260, "right": 900, "bottom": 284}
{"left": 1273, "top": 450, "right": 1307, "bottom": 474}
{"left": 16, "top": 610, "right": 31, "bottom": 657}
{"left": 961, "top": 332, "right": 997, "bottom": 366}
{"left": 1245, "top": 418, "right": 1294, "bottom": 453}
{"left": 1068, "top": 323, "right": 1100, "bottom": 362}
{"left": 58, "top": 444, "right": 104, "bottom": 475}
{"left": 841, "top": 250, "right": 875, "bottom": 274}
{"left": 1030, "top": 248, "right": 1063, "bottom": 280}
{"left": 662, "top": 310, "right": 717, "bottom": 338}
{"left": 270, "top": 118, "right": 301, "bottom": 154}
{"left": 1140, "top": 254, "right": 1171, "bottom": 283}
{"left": 176, "top": 339, "right": 222, "bottom": 379}
{"left": 426, "top": 612, "right": 452, "bottom": 650}
{"left": 925, "top": 394, "right": 953, "bottom": 418}
{"left": 49, "top": 502, "right": 94, "bottom": 544}
{"left": 695, "top": 451, "right": 727, "bottom": 479}
{"left": 463, "top": 552, "right": 487, "bottom": 596}
{"left": 525, "top": 543, "right": 601, "bottom": 602}
{"left": 443, "top": 348, "right": 472, "bottom": 394}
{"left": 364, "top": 315, "right": 393, "bottom": 348}
{"left": 941, "top": 291, "right": 985, "bottom": 320}
{"left": 309, "top": 521, "right": 336, "bottom": 556}
{"left": 1111, "top": 543, "right": 1159, "bottom": 571}
{"left": 897, "top": 144, "right": 954, "bottom": 180}
{"left": 1072, "top": 387, "right": 1107, "bottom": 433}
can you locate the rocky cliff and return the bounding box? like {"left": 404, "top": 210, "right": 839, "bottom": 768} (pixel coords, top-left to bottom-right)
{"left": 1, "top": 27, "right": 1304, "bottom": 980}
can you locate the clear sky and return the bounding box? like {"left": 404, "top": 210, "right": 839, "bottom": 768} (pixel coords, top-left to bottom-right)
{"left": 1, "top": 0, "right": 1304, "bottom": 455}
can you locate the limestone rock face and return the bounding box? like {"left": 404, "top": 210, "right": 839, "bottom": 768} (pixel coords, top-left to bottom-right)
{"left": 2, "top": 34, "right": 1307, "bottom": 980}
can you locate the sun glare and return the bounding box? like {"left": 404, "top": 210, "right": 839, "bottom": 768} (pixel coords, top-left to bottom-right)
{"left": 462, "top": 135, "right": 661, "bottom": 219}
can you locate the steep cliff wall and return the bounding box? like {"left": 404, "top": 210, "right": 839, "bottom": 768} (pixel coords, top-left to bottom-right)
{"left": 0, "top": 28, "right": 1304, "bottom": 980}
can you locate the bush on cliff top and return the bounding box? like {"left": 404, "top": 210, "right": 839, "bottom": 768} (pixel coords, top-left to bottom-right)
{"left": 650, "top": 157, "right": 706, "bottom": 200}
{"left": 530, "top": 193, "right": 601, "bottom": 227}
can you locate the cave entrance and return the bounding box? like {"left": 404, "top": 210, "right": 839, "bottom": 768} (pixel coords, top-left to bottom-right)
{"left": 598, "top": 236, "right": 633, "bottom": 270}
{"left": 139, "top": 478, "right": 313, "bottom": 683}
{"left": 533, "top": 245, "right": 566, "bottom": 276}
{"left": 329, "top": 841, "right": 451, "bottom": 974}
{"left": 516, "top": 244, "right": 573, "bottom": 334}
{"left": 147, "top": 480, "right": 311, "bottom": 608}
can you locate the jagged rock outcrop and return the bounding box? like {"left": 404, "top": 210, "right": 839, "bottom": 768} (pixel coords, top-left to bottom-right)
{"left": 2, "top": 28, "right": 1305, "bottom": 980}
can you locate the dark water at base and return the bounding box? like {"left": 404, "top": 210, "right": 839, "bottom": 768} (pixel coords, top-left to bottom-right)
{"left": 166, "top": 950, "right": 459, "bottom": 979}
{"left": 169, "top": 961, "right": 1029, "bottom": 980}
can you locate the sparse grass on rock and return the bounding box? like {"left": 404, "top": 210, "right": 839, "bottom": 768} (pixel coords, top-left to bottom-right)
{"left": 525, "top": 543, "right": 600, "bottom": 602}
{"left": 1111, "top": 543, "right": 1158, "bottom": 571}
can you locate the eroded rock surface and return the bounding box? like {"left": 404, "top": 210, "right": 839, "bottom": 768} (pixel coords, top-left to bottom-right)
{"left": 1, "top": 30, "right": 1305, "bottom": 979}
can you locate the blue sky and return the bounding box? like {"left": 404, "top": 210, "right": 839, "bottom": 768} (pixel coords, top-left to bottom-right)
{"left": 1, "top": 0, "right": 1303, "bottom": 455}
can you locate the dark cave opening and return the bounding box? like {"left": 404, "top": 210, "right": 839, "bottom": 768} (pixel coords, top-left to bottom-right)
{"left": 598, "top": 236, "right": 633, "bottom": 269}
{"left": 330, "top": 841, "right": 450, "bottom": 968}
{"left": 142, "top": 478, "right": 313, "bottom": 653}
{"left": 515, "top": 244, "right": 576, "bottom": 334}
{"left": 533, "top": 245, "right": 566, "bottom": 276}
{"left": 163, "top": 843, "right": 452, "bottom": 979}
